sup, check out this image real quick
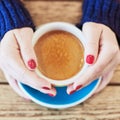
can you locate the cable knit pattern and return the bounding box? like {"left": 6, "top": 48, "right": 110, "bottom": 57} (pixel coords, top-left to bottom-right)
{"left": 0, "top": 0, "right": 35, "bottom": 41}
{"left": 77, "top": 0, "right": 120, "bottom": 45}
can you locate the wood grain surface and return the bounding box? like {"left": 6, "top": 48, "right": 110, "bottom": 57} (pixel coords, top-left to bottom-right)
{"left": 0, "top": 0, "right": 120, "bottom": 120}
{"left": 24, "top": 1, "right": 82, "bottom": 26}
{"left": 0, "top": 85, "right": 120, "bottom": 120}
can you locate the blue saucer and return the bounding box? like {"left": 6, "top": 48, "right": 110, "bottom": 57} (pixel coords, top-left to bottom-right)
{"left": 18, "top": 78, "right": 101, "bottom": 109}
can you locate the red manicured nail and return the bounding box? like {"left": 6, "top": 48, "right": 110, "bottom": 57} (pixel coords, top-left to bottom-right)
{"left": 69, "top": 90, "right": 76, "bottom": 95}
{"left": 75, "top": 85, "right": 83, "bottom": 91}
{"left": 28, "top": 59, "right": 36, "bottom": 69}
{"left": 48, "top": 93, "right": 54, "bottom": 97}
{"left": 86, "top": 55, "right": 94, "bottom": 64}
{"left": 42, "top": 87, "right": 51, "bottom": 90}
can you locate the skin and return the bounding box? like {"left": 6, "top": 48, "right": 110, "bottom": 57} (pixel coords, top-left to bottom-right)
{"left": 0, "top": 28, "right": 56, "bottom": 99}
{"left": 0, "top": 23, "right": 119, "bottom": 99}
{"left": 67, "top": 22, "right": 120, "bottom": 95}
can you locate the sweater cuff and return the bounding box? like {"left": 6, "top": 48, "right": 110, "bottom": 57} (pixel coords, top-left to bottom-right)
{"left": 77, "top": 0, "right": 120, "bottom": 45}
{"left": 0, "top": 0, "right": 35, "bottom": 40}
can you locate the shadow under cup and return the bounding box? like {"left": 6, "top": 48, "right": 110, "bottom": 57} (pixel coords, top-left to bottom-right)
{"left": 32, "top": 22, "right": 88, "bottom": 86}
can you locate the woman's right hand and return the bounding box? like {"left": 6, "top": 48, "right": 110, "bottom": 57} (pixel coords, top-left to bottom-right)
{"left": 0, "top": 27, "right": 56, "bottom": 99}
{"left": 67, "top": 22, "right": 120, "bottom": 95}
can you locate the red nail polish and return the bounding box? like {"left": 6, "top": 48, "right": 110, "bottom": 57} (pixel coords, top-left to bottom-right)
{"left": 75, "top": 85, "right": 83, "bottom": 91}
{"left": 69, "top": 90, "right": 76, "bottom": 95}
{"left": 42, "top": 87, "right": 50, "bottom": 90}
{"left": 28, "top": 59, "right": 36, "bottom": 69}
{"left": 48, "top": 93, "right": 54, "bottom": 97}
{"left": 86, "top": 55, "right": 94, "bottom": 64}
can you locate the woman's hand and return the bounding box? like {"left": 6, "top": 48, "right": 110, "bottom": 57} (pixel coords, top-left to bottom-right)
{"left": 67, "top": 22, "right": 120, "bottom": 95}
{"left": 0, "top": 28, "right": 56, "bottom": 99}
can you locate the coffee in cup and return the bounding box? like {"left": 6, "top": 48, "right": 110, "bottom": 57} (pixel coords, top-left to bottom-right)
{"left": 32, "top": 22, "right": 88, "bottom": 86}
{"left": 34, "top": 30, "right": 84, "bottom": 80}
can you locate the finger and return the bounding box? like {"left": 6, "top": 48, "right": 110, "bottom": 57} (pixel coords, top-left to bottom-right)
{"left": 40, "top": 87, "right": 56, "bottom": 97}
{"left": 67, "top": 83, "right": 83, "bottom": 95}
{"left": 67, "top": 56, "right": 114, "bottom": 95}
{"left": 94, "top": 71, "right": 114, "bottom": 94}
{"left": 94, "top": 51, "right": 119, "bottom": 94}
{"left": 3, "top": 62, "right": 56, "bottom": 96}
{"left": 4, "top": 73, "right": 30, "bottom": 99}
{"left": 82, "top": 22, "right": 102, "bottom": 64}
{"left": 0, "top": 29, "right": 56, "bottom": 96}
{"left": 72, "top": 28, "right": 118, "bottom": 91}
{"left": 66, "top": 84, "right": 74, "bottom": 95}
{"left": 67, "top": 41, "right": 119, "bottom": 95}
{"left": 1, "top": 48, "right": 56, "bottom": 94}
{"left": 13, "top": 28, "right": 37, "bottom": 70}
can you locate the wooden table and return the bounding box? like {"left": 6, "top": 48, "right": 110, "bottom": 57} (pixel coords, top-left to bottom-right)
{"left": 0, "top": 0, "right": 120, "bottom": 120}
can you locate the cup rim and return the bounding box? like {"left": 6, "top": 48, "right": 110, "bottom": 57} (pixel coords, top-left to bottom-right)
{"left": 32, "top": 22, "right": 88, "bottom": 86}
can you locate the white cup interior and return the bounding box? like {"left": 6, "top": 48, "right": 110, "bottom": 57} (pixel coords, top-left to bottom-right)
{"left": 32, "top": 22, "right": 88, "bottom": 86}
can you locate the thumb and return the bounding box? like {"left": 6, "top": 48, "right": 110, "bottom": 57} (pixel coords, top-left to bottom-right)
{"left": 13, "top": 28, "right": 37, "bottom": 70}
{"left": 82, "top": 22, "right": 102, "bottom": 64}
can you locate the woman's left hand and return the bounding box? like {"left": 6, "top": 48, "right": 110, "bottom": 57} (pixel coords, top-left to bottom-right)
{"left": 67, "top": 22, "right": 120, "bottom": 95}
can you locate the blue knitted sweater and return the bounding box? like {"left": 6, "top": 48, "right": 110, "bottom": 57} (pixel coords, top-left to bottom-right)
{"left": 0, "top": 0, "right": 120, "bottom": 46}
{"left": 77, "top": 0, "right": 120, "bottom": 45}
{"left": 0, "top": 0, "right": 35, "bottom": 40}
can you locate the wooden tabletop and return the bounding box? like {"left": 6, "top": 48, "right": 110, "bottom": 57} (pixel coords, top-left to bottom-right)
{"left": 0, "top": 0, "right": 120, "bottom": 120}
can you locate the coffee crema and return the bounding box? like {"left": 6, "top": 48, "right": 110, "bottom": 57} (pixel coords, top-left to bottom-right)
{"left": 34, "top": 30, "right": 84, "bottom": 80}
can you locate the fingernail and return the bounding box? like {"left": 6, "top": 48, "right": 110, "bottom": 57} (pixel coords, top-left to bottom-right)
{"left": 28, "top": 59, "right": 36, "bottom": 69}
{"left": 75, "top": 85, "right": 83, "bottom": 91}
{"left": 42, "top": 87, "right": 51, "bottom": 90}
{"left": 69, "top": 90, "right": 76, "bottom": 95}
{"left": 48, "top": 93, "right": 54, "bottom": 97}
{"left": 86, "top": 55, "right": 94, "bottom": 64}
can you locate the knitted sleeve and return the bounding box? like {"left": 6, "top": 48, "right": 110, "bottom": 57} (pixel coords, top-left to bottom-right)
{"left": 0, "top": 0, "right": 35, "bottom": 41}
{"left": 77, "top": 0, "right": 120, "bottom": 45}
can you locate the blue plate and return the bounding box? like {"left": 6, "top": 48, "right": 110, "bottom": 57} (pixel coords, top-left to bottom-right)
{"left": 18, "top": 78, "right": 101, "bottom": 109}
